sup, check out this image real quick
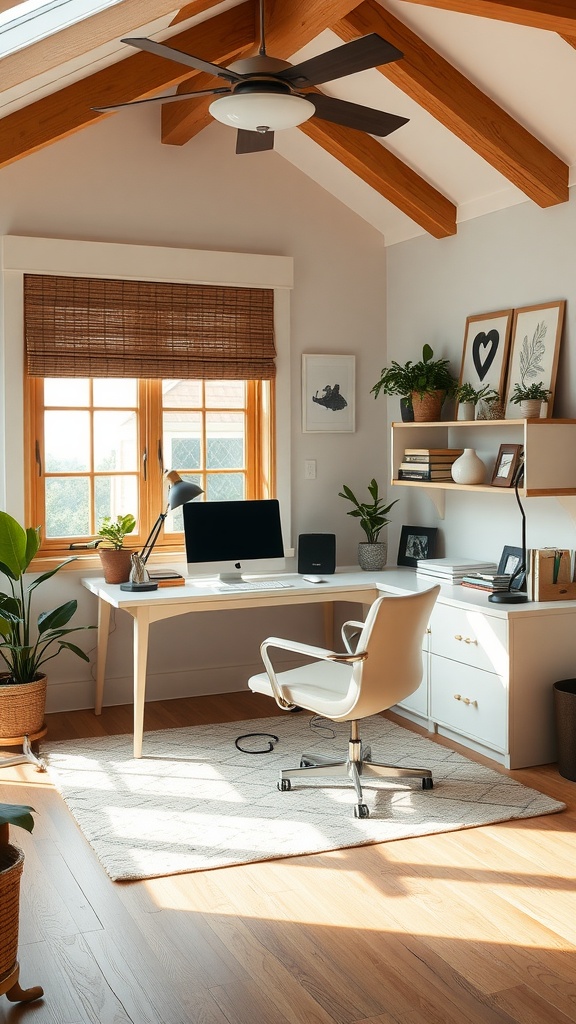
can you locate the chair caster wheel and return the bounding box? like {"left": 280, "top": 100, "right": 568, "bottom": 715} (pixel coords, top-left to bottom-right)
{"left": 300, "top": 758, "right": 314, "bottom": 768}
{"left": 422, "top": 777, "right": 434, "bottom": 790}
{"left": 354, "top": 804, "right": 369, "bottom": 819}
{"left": 278, "top": 779, "right": 291, "bottom": 792}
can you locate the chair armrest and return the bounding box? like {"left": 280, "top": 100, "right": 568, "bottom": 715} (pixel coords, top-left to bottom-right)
{"left": 341, "top": 619, "right": 365, "bottom": 653}
{"left": 259, "top": 637, "right": 367, "bottom": 710}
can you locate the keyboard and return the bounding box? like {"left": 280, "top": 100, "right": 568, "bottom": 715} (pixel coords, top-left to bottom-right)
{"left": 213, "top": 580, "right": 293, "bottom": 592}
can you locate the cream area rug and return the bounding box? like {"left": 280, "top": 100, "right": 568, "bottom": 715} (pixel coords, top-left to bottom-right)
{"left": 44, "top": 715, "right": 565, "bottom": 882}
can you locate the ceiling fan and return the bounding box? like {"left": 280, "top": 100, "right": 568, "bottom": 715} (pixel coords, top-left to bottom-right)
{"left": 95, "top": 0, "right": 409, "bottom": 154}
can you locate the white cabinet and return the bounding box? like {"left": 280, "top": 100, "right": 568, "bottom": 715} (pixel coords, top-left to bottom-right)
{"left": 382, "top": 568, "right": 576, "bottom": 769}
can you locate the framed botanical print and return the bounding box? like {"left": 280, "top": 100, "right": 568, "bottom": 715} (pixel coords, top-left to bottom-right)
{"left": 504, "top": 300, "right": 565, "bottom": 417}
{"left": 458, "top": 309, "right": 513, "bottom": 397}
{"left": 302, "top": 354, "right": 355, "bottom": 433}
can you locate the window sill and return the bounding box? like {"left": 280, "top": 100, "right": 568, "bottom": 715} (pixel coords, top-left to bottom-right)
{"left": 30, "top": 549, "right": 187, "bottom": 574}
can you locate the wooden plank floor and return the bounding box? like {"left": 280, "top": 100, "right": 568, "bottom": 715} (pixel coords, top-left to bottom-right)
{"left": 1, "top": 693, "right": 575, "bottom": 1024}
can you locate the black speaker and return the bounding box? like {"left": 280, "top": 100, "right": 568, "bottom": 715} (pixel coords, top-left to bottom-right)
{"left": 297, "top": 533, "right": 336, "bottom": 575}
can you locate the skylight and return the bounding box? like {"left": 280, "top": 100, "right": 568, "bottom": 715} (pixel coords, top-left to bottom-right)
{"left": 0, "top": 0, "right": 123, "bottom": 58}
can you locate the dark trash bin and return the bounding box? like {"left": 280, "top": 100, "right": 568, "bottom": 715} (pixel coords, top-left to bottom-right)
{"left": 553, "top": 678, "right": 576, "bottom": 781}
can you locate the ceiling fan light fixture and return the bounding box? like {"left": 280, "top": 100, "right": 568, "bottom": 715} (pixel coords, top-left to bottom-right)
{"left": 209, "top": 92, "right": 315, "bottom": 133}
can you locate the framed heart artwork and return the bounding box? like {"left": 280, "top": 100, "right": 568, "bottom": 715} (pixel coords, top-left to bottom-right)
{"left": 458, "top": 309, "right": 513, "bottom": 398}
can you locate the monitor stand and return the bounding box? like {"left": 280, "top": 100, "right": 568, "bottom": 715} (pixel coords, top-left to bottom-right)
{"left": 218, "top": 571, "right": 244, "bottom": 583}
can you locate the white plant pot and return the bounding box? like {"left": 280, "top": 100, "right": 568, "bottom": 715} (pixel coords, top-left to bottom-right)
{"left": 450, "top": 448, "right": 486, "bottom": 485}
{"left": 457, "top": 401, "right": 475, "bottom": 421}
{"left": 518, "top": 399, "right": 542, "bottom": 418}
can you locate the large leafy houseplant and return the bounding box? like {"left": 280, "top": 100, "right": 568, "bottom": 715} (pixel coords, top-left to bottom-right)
{"left": 371, "top": 344, "right": 457, "bottom": 422}
{"left": 339, "top": 479, "right": 398, "bottom": 543}
{"left": 0, "top": 511, "right": 93, "bottom": 685}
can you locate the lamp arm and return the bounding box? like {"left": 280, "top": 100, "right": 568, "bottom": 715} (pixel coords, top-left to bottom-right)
{"left": 508, "top": 471, "right": 526, "bottom": 591}
{"left": 140, "top": 508, "right": 168, "bottom": 564}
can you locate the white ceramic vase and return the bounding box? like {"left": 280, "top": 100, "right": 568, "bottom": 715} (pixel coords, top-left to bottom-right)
{"left": 451, "top": 448, "right": 486, "bottom": 485}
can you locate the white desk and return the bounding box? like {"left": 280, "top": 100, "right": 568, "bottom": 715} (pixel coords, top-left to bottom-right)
{"left": 83, "top": 567, "right": 576, "bottom": 767}
{"left": 82, "top": 571, "right": 382, "bottom": 758}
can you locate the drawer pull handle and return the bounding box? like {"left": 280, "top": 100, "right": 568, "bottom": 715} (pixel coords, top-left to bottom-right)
{"left": 454, "top": 694, "right": 478, "bottom": 707}
{"left": 453, "top": 634, "right": 478, "bottom": 645}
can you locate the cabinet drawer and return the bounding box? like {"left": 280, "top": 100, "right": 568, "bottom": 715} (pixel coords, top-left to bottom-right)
{"left": 430, "top": 655, "right": 507, "bottom": 751}
{"left": 430, "top": 604, "right": 508, "bottom": 675}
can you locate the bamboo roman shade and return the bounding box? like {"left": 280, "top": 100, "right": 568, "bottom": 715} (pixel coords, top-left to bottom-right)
{"left": 24, "top": 274, "right": 276, "bottom": 379}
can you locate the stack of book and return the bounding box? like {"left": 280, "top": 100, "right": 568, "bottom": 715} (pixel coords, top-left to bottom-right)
{"left": 416, "top": 557, "right": 499, "bottom": 584}
{"left": 397, "top": 448, "right": 464, "bottom": 482}
{"left": 460, "top": 573, "right": 513, "bottom": 593}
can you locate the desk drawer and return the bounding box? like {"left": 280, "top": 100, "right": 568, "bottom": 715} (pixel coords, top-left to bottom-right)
{"left": 430, "top": 655, "right": 507, "bottom": 752}
{"left": 429, "top": 604, "right": 508, "bottom": 676}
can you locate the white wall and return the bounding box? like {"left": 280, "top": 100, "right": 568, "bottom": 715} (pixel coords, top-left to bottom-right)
{"left": 386, "top": 192, "right": 576, "bottom": 564}
{"left": 0, "top": 110, "right": 389, "bottom": 711}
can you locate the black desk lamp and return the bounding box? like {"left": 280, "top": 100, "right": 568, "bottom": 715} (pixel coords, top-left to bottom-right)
{"left": 121, "top": 470, "right": 203, "bottom": 592}
{"left": 489, "top": 461, "right": 528, "bottom": 605}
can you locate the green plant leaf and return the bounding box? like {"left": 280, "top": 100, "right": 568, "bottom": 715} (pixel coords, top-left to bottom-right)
{"left": 0, "top": 803, "right": 36, "bottom": 832}
{"left": 0, "top": 512, "right": 27, "bottom": 579}
{"left": 37, "top": 601, "right": 78, "bottom": 634}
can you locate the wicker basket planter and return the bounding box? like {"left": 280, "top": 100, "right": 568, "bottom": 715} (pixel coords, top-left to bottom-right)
{"left": 0, "top": 675, "right": 47, "bottom": 742}
{"left": 0, "top": 844, "right": 23, "bottom": 981}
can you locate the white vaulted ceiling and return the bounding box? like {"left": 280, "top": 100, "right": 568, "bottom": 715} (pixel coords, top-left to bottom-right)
{"left": 0, "top": 0, "right": 574, "bottom": 245}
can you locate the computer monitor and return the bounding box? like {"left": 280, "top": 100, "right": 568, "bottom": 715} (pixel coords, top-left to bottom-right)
{"left": 183, "top": 498, "right": 286, "bottom": 581}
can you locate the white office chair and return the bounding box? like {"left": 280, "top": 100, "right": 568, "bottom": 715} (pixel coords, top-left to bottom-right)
{"left": 248, "top": 586, "right": 440, "bottom": 818}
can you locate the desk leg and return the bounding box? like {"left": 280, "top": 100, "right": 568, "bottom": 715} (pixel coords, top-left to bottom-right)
{"left": 94, "top": 598, "right": 112, "bottom": 715}
{"left": 133, "top": 608, "right": 151, "bottom": 759}
{"left": 323, "top": 603, "right": 334, "bottom": 647}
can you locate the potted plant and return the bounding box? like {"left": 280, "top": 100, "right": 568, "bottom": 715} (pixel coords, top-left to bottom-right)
{"left": 339, "top": 479, "right": 398, "bottom": 570}
{"left": 97, "top": 513, "right": 137, "bottom": 584}
{"left": 0, "top": 802, "right": 43, "bottom": 1003}
{"left": 510, "top": 381, "right": 551, "bottom": 419}
{"left": 371, "top": 344, "right": 457, "bottom": 422}
{"left": 0, "top": 510, "right": 93, "bottom": 746}
{"left": 454, "top": 382, "right": 492, "bottom": 421}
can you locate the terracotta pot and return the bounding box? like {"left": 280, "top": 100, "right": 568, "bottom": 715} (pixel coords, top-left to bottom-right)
{"left": 411, "top": 390, "right": 445, "bottom": 422}
{"left": 0, "top": 675, "right": 47, "bottom": 741}
{"left": 98, "top": 548, "right": 132, "bottom": 584}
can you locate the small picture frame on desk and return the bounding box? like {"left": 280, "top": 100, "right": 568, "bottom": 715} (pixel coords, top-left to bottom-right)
{"left": 397, "top": 526, "right": 438, "bottom": 567}
{"left": 490, "top": 443, "right": 523, "bottom": 487}
{"left": 497, "top": 545, "right": 525, "bottom": 591}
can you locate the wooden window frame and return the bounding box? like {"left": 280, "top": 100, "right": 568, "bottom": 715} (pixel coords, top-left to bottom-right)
{"left": 25, "top": 377, "right": 275, "bottom": 560}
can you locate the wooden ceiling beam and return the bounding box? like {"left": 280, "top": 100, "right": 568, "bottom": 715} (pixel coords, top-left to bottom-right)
{"left": 299, "top": 118, "right": 457, "bottom": 238}
{"left": 397, "top": 0, "right": 576, "bottom": 33}
{"left": 161, "top": 0, "right": 363, "bottom": 145}
{"left": 0, "top": 3, "right": 256, "bottom": 169}
{"left": 334, "top": 0, "right": 568, "bottom": 207}
{"left": 0, "top": 0, "right": 224, "bottom": 95}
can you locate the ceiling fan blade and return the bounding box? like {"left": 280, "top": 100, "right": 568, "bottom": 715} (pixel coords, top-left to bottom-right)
{"left": 121, "top": 37, "right": 245, "bottom": 83}
{"left": 310, "top": 94, "right": 409, "bottom": 137}
{"left": 93, "top": 87, "right": 230, "bottom": 113}
{"left": 278, "top": 34, "right": 403, "bottom": 87}
{"left": 236, "top": 130, "right": 275, "bottom": 154}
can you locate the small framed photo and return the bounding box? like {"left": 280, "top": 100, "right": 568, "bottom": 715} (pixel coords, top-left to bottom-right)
{"left": 459, "top": 309, "right": 513, "bottom": 396}
{"left": 491, "top": 444, "right": 523, "bottom": 487}
{"left": 302, "top": 354, "right": 355, "bottom": 433}
{"left": 497, "top": 545, "right": 526, "bottom": 590}
{"left": 397, "top": 526, "right": 438, "bottom": 567}
{"left": 504, "top": 300, "right": 565, "bottom": 417}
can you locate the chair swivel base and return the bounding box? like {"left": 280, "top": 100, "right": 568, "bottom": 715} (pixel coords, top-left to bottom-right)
{"left": 277, "top": 746, "right": 433, "bottom": 819}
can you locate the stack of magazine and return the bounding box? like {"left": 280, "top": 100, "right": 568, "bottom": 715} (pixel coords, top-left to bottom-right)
{"left": 397, "top": 448, "right": 464, "bottom": 482}
{"left": 416, "top": 557, "right": 498, "bottom": 584}
{"left": 460, "top": 572, "right": 512, "bottom": 593}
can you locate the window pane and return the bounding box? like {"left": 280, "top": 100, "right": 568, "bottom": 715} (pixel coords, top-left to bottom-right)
{"left": 163, "top": 411, "right": 202, "bottom": 470}
{"left": 206, "top": 412, "right": 244, "bottom": 469}
{"left": 94, "top": 411, "right": 138, "bottom": 471}
{"left": 165, "top": 475, "right": 203, "bottom": 533}
{"left": 162, "top": 379, "right": 202, "bottom": 408}
{"left": 207, "top": 475, "right": 244, "bottom": 501}
{"left": 93, "top": 379, "right": 137, "bottom": 407}
{"left": 95, "top": 476, "right": 139, "bottom": 530}
{"left": 45, "top": 477, "right": 90, "bottom": 537}
{"left": 205, "top": 380, "right": 246, "bottom": 409}
{"left": 44, "top": 378, "right": 89, "bottom": 406}
{"left": 45, "top": 411, "right": 90, "bottom": 471}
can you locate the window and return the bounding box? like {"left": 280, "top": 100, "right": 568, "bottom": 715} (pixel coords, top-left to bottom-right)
{"left": 23, "top": 271, "right": 277, "bottom": 557}
{"left": 26, "top": 376, "right": 274, "bottom": 556}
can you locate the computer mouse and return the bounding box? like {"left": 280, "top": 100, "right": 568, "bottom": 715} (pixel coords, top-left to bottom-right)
{"left": 302, "top": 575, "right": 325, "bottom": 584}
